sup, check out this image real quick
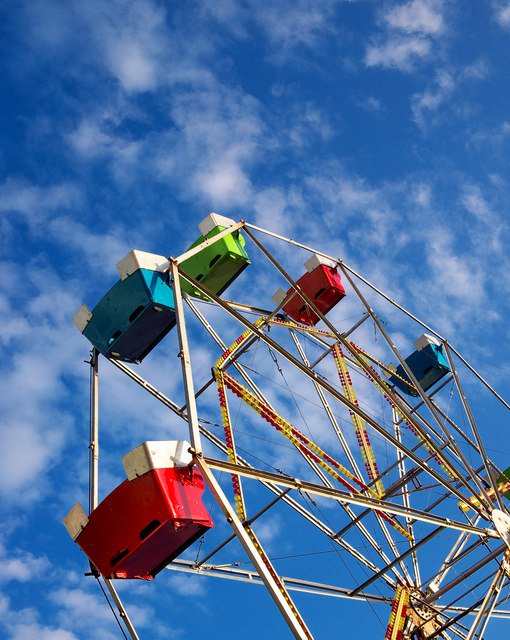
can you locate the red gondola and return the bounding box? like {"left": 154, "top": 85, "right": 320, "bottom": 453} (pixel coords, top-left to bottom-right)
{"left": 272, "top": 254, "right": 346, "bottom": 326}
{"left": 64, "top": 441, "right": 214, "bottom": 580}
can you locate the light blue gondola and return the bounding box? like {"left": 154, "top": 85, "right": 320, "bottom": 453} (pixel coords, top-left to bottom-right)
{"left": 384, "top": 334, "right": 450, "bottom": 397}
{"left": 73, "top": 251, "right": 176, "bottom": 364}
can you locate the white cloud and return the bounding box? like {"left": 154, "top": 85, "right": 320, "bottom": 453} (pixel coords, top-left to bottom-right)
{"left": 69, "top": 1, "right": 170, "bottom": 93}
{"left": 0, "top": 572, "right": 121, "bottom": 640}
{"left": 199, "top": 0, "right": 247, "bottom": 32}
{"left": 49, "top": 587, "right": 121, "bottom": 627}
{"left": 48, "top": 217, "right": 131, "bottom": 276}
{"left": 106, "top": 41, "right": 159, "bottom": 93}
{"left": 0, "top": 549, "right": 49, "bottom": 583}
{"left": 7, "top": 624, "right": 79, "bottom": 640}
{"left": 0, "top": 295, "right": 31, "bottom": 345}
{"left": 357, "top": 97, "right": 384, "bottom": 112}
{"left": 296, "top": 166, "right": 510, "bottom": 344}
{"left": 0, "top": 420, "right": 66, "bottom": 499}
{"left": 384, "top": 0, "right": 444, "bottom": 35}
{"left": 460, "top": 185, "right": 491, "bottom": 221}
{"left": 196, "top": 163, "right": 251, "bottom": 206}
{"left": 0, "top": 179, "right": 81, "bottom": 223}
{"left": 458, "top": 183, "right": 506, "bottom": 254}
{"left": 47, "top": 578, "right": 159, "bottom": 638}
{"left": 253, "top": 0, "right": 336, "bottom": 51}
{"left": 470, "top": 120, "right": 510, "bottom": 147}
{"left": 0, "top": 260, "right": 91, "bottom": 504}
{"left": 303, "top": 173, "right": 381, "bottom": 230}
{"left": 411, "top": 61, "right": 488, "bottom": 130}
{"left": 21, "top": 0, "right": 196, "bottom": 94}
{"left": 68, "top": 120, "right": 114, "bottom": 158}
{"left": 166, "top": 573, "right": 206, "bottom": 596}
{"left": 252, "top": 188, "right": 290, "bottom": 235}
{"left": 252, "top": 514, "right": 281, "bottom": 548}
{"left": 200, "top": 0, "right": 339, "bottom": 54}
{"left": 496, "top": 3, "right": 510, "bottom": 27}
{"left": 153, "top": 85, "right": 264, "bottom": 207}
{"left": 285, "top": 103, "right": 333, "bottom": 148}
{"left": 0, "top": 177, "right": 141, "bottom": 279}
{"left": 365, "top": 34, "right": 431, "bottom": 71}
{"left": 0, "top": 594, "right": 8, "bottom": 616}
{"left": 366, "top": 0, "right": 445, "bottom": 71}
{"left": 413, "top": 183, "right": 432, "bottom": 206}
{"left": 67, "top": 118, "right": 141, "bottom": 163}
{"left": 419, "top": 230, "right": 486, "bottom": 323}
{"left": 411, "top": 68, "right": 455, "bottom": 128}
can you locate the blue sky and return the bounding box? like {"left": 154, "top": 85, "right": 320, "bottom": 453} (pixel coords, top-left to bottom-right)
{"left": 3, "top": 0, "right": 510, "bottom": 638}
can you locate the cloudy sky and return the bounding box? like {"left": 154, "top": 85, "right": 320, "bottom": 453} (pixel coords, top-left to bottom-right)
{"left": 2, "top": 0, "right": 510, "bottom": 639}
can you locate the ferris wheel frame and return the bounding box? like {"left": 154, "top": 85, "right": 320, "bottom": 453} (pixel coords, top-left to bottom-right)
{"left": 80, "top": 220, "right": 510, "bottom": 640}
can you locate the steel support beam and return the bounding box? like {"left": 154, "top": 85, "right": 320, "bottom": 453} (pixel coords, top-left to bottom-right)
{"left": 89, "top": 348, "right": 99, "bottom": 514}
{"left": 194, "top": 456, "right": 313, "bottom": 640}
{"left": 88, "top": 350, "right": 139, "bottom": 640}
{"left": 204, "top": 457, "right": 497, "bottom": 538}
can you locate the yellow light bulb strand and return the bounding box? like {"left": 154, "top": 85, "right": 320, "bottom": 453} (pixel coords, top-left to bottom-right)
{"left": 332, "top": 343, "right": 385, "bottom": 498}
{"left": 220, "top": 369, "right": 412, "bottom": 542}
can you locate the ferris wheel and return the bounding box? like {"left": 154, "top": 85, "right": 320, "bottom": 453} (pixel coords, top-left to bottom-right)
{"left": 64, "top": 214, "right": 510, "bottom": 640}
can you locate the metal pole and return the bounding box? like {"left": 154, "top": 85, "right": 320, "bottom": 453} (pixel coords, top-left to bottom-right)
{"left": 169, "top": 259, "right": 203, "bottom": 453}
{"left": 184, "top": 296, "right": 271, "bottom": 403}
{"left": 474, "top": 572, "right": 506, "bottom": 638}
{"left": 204, "top": 457, "right": 495, "bottom": 538}
{"left": 289, "top": 330, "right": 362, "bottom": 477}
{"left": 424, "top": 544, "right": 507, "bottom": 604}
{"left": 446, "top": 343, "right": 510, "bottom": 412}
{"left": 419, "top": 538, "right": 486, "bottom": 594}
{"left": 394, "top": 408, "right": 421, "bottom": 585}
{"left": 89, "top": 348, "right": 99, "bottom": 514}
{"left": 197, "top": 489, "right": 292, "bottom": 567}
{"left": 173, "top": 221, "right": 246, "bottom": 265}
{"left": 465, "top": 564, "right": 505, "bottom": 640}
{"left": 427, "top": 526, "right": 479, "bottom": 595}
{"left": 194, "top": 457, "right": 313, "bottom": 640}
{"left": 288, "top": 332, "right": 409, "bottom": 585}
{"left": 88, "top": 350, "right": 139, "bottom": 640}
{"left": 103, "top": 581, "right": 141, "bottom": 640}
{"left": 333, "top": 445, "right": 443, "bottom": 540}
{"left": 349, "top": 527, "right": 444, "bottom": 597}
{"left": 167, "top": 559, "right": 393, "bottom": 605}
{"left": 187, "top": 295, "right": 406, "bottom": 582}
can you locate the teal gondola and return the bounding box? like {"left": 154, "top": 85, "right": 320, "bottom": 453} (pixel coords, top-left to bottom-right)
{"left": 73, "top": 251, "right": 176, "bottom": 364}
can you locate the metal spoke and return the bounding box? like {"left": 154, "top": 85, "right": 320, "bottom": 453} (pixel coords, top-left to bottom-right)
{"left": 204, "top": 457, "right": 498, "bottom": 538}
{"left": 394, "top": 408, "right": 420, "bottom": 585}
{"left": 465, "top": 564, "right": 506, "bottom": 640}
{"left": 88, "top": 350, "right": 140, "bottom": 640}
